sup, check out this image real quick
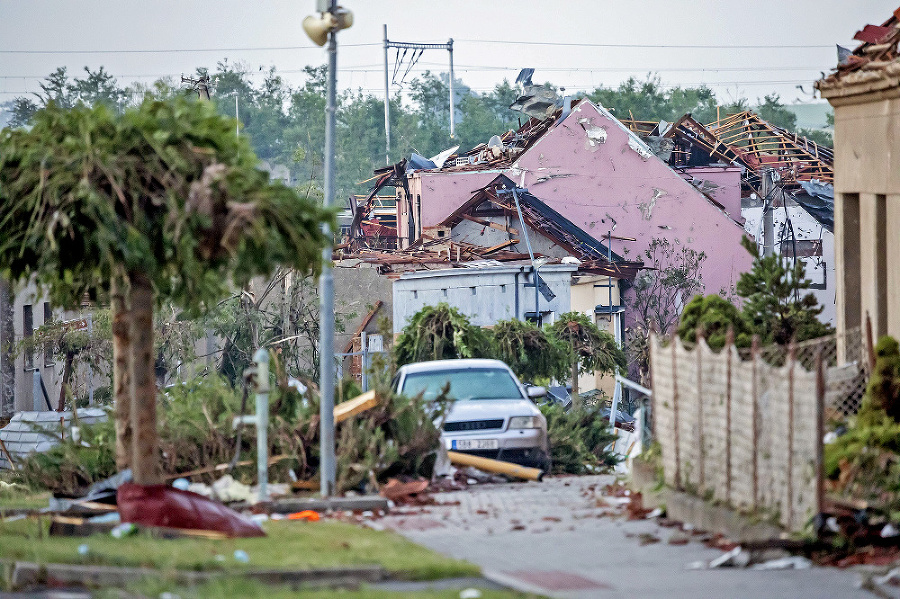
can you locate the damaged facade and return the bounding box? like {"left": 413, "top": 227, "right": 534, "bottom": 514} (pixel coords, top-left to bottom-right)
{"left": 348, "top": 95, "right": 754, "bottom": 356}
{"left": 817, "top": 6, "right": 900, "bottom": 348}
{"left": 623, "top": 106, "right": 838, "bottom": 326}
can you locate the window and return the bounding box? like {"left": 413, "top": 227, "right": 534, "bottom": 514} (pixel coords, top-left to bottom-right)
{"left": 43, "top": 303, "right": 54, "bottom": 367}
{"left": 400, "top": 368, "right": 523, "bottom": 401}
{"left": 23, "top": 304, "right": 33, "bottom": 370}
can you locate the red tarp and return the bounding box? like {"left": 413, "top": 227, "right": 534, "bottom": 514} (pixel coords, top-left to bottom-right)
{"left": 118, "top": 483, "right": 266, "bottom": 538}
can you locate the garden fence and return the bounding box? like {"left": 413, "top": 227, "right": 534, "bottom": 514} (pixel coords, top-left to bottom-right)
{"left": 650, "top": 327, "right": 868, "bottom": 532}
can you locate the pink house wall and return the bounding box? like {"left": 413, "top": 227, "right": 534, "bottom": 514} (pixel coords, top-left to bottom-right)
{"left": 681, "top": 166, "right": 743, "bottom": 223}
{"left": 509, "top": 101, "right": 752, "bottom": 297}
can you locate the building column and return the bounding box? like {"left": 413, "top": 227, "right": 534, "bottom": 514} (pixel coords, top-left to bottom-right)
{"left": 859, "top": 193, "right": 888, "bottom": 339}
{"left": 834, "top": 192, "right": 861, "bottom": 362}
{"left": 888, "top": 195, "right": 900, "bottom": 340}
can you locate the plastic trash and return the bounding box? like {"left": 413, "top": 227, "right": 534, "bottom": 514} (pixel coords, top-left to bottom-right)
{"left": 172, "top": 478, "right": 190, "bottom": 491}
{"left": 881, "top": 523, "right": 899, "bottom": 538}
{"left": 111, "top": 523, "right": 138, "bottom": 539}
{"left": 459, "top": 590, "right": 483, "bottom": 599}
{"left": 287, "top": 510, "right": 320, "bottom": 522}
{"left": 77, "top": 544, "right": 89, "bottom": 556}
{"left": 233, "top": 549, "right": 250, "bottom": 563}
{"left": 87, "top": 512, "right": 121, "bottom": 525}
{"left": 751, "top": 556, "right": 812, "bottom": 570}
{"left": 709, "top": 547, "right": 751, "bottom": 568}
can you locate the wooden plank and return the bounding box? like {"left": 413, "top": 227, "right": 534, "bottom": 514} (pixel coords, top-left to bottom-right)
{"left": 0, "top": 437, "right": 16, "bottom": 471}
{"left": 460, "top": 213, "right": 519, "bottom": 235}
{"left": 483, "top": 239, "right": 519, "bottom": 254}
{"left": 341, "top": 301, "right": 384, "bottom": 353}
{"left": 335, "top": 390, "right": 379, "bottom": 424}
{"left": 164, "top": 454, "right": 294, "bottom": 481}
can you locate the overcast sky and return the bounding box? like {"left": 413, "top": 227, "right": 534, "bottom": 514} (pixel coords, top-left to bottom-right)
{"left": 0, "top": 1, "right": 895, "bottom": 108}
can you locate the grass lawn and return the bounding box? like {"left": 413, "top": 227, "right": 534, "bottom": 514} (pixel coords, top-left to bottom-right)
{"left": 0, "top": 483, "right": 49, "bottom": 511}
{"left": 0, "top": 518, "right": 479, "bottom": 581}
{"left": 98, "top": 577, "right": 542, "bottom": 599}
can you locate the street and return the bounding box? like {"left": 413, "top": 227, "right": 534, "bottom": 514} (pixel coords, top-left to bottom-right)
{"left": 379, "top": 475, "right": 873, "bottom": 599}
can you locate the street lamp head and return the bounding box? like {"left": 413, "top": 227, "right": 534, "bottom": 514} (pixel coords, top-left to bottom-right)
{"left": 303, "top": 7, "right": 353, "bottom": 47}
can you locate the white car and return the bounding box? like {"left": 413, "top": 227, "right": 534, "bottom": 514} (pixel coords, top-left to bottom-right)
{"left": 393, "top": 359, "right": 550, "bottom": 469}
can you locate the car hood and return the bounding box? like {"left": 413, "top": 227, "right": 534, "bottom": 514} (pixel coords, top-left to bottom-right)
{"left": 444, "top": 399, "right": 541, "bottom": 422}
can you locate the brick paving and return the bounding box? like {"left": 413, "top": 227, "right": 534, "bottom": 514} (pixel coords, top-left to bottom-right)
{"left": 378, "top": 475, "right": 873, "bottom": 599}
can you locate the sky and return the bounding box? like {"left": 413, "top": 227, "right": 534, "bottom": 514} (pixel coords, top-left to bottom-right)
{"left": 0, "top": 0, "right": 895, "bottom": 111}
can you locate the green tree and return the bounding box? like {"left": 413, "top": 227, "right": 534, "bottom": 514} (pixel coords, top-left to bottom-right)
{"left": 735, "top": 237, "right": 832, "bottom": 345}
{"left": 393, "top": 303, "right": 490, "bottom": 367}
{"left": 588, "top": 74, "right": 719, "bottom": 123}
{"left": 756, "top": 93, "right": 797, "bottom": 130}
{"left": 677, "top": 294, "right": 751, "bottom": 350}
{"left": 549, "top": 312, "right": 625, "bottom": 406}
{"left": 0, "top": 97, "right": 331, "bottom": 483}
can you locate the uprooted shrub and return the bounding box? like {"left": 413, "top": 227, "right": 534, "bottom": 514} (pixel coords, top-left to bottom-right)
{"left": 825, "top": 336, "right": 900, "bottom": 513}
{"left": 14, "top": 372, "right": 450, "bottom": 495}
{"left": 15, "top": 414, "right": 117, "bottom": 496}
{"left": 539, "top": 402, "right": 619, "bottom": 474}
{"left": 393, "top": 303, "right": 491, "bottom": 367}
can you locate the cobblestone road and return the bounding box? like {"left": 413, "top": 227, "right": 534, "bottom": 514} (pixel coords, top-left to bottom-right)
{"left": 378, "top": 475, "right": 873, "bottom": 599}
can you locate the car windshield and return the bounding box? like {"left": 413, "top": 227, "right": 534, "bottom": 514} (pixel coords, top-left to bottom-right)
{"left": 401, "top": 368, "right": 523, "bottom": 401}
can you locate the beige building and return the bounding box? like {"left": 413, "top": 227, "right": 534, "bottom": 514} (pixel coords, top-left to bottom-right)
{"left": 570, "top": 274, "right": 623, "bottom": 396}
{"left": 817, "top": 12, "right": 900, "bottom": 351}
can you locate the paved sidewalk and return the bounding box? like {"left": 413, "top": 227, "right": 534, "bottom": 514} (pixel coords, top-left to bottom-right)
{"left": 378, "top": 475, "right": 873, "bottom": 599}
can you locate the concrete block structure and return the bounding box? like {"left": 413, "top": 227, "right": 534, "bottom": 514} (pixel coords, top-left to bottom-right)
{"left": 817, "top": 8, "right": 900, "bottom": 349}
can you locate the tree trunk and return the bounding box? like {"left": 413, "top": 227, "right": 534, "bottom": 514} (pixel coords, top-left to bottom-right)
{"left": 571, "top": 359, "right": 581, "bottom": 410}
{"left": 128, "top": 272, "right": 160, "bottom": 484}
{"left": 111, "top": 277, "right": 132, "bottom": 471}
{"left": 0, "top": 278, "right": 14, "bottom": 419}
{"left": 56, "top": 351, "right": 74, "bottom": 412}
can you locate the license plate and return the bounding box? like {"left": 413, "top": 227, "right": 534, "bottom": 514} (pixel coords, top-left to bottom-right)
{"left": 450, "top": 438, "right": 499, "bottom": 450}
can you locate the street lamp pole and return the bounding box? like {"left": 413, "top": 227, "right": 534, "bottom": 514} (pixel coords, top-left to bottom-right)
{"left": 305, "top": 0, "right": 352, "bottom": 497}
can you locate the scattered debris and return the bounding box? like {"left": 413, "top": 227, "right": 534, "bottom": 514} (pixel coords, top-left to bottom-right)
{"left": 751, "top": 556, "right": 812, "bottom": 570}
{"left": 287, "top": 510, "right": 320, "bottom": 522}
{"left": 709, "top": 547, "right": 751, "bottom": 569}
{"left": 380, "top": 478, "right": 431, "bottom": 505}
{"left": 117, "top": 483, "right": 265, "bottom": 538}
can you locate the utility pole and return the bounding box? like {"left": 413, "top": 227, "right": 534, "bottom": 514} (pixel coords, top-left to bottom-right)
{"left": 382, "top": 27, "right": 455, "bottom": 164}
{"left": 181, "top": 75, "right": 210, "bottom": 101}
{"left": 383, "top": 25, "right": 391, "bottom": 166}
{"left": 762, "top": 168, "right": 775, "bottom": 258}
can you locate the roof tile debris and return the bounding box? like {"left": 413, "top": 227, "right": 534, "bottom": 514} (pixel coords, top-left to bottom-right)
{"left": 817, "top": 6, "right": 900, "bottom": 93}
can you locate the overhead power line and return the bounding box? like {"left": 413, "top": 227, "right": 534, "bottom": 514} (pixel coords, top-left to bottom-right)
{"left": 0, "top": 43, "right": 381, "bottom": 55}
{"left": 456, "top": 39, "right": 833, "bottom": 49}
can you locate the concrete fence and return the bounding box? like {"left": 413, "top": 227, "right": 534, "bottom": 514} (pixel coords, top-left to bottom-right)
{"left": 650, "top": 333, "right": 828, "bottom": 531}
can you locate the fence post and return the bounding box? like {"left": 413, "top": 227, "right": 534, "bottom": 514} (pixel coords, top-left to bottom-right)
{"left": 751, "top": 335, "right": 760, "bottom": 510}
{"left": 786, "top": 339, "right": 796, "bottom": 530}
{"left": 866, "top": 312, "right": 876, "bottom": 372}
{"left": 672, "top": 338, "right": 681, "bottom": 490}
{"left": 815, "top": 348, "right": 826, "bottom": 527}
{"left": 696, "top": 327, "right": 705, "bottom": 493}
{"left": 725, "top": 327, "right": 734, "bottom": 504}
{"left": 361, "top": 332, "right": 368, "bottom": 392}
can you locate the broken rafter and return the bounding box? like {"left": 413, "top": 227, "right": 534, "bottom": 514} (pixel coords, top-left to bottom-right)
{"left": 461, "top": 213, "right": 519, "bottom": 235}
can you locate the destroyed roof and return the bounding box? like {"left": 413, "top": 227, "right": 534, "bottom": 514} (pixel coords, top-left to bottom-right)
{"left": 439, "top": 175, "right": 644, "bottom": 279}
{"left": 623, "top": 112, "right": 833, "bottom": 194}
{"left": 817, "top": 6, "right": 900, "bottom": 95}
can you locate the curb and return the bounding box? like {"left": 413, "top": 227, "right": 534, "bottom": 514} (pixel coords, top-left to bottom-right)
{"left": 665, "top": 490, "right": 784, "bottom": 542}
{"left": 267, "top": 496, "right": 390, "bottom": 514}
{"left": 6, "top": 561, "right": 386, "bottom": 590}
{"left": 481, "top": 568, "right": 550, "bottom": 596}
